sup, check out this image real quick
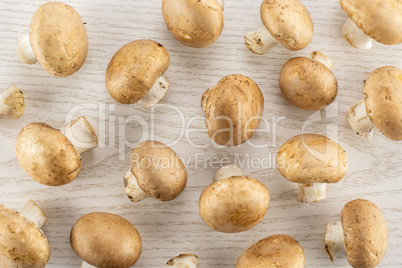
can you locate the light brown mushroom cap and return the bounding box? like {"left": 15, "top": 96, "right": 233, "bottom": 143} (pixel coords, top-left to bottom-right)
{"left": 279, "top": 57, "right": 338, "bottom": 110}
{"left": 29, "top": 1, "right": 88, "bottom": 77}
{"left": 0, "top": 205, "right": 50, "bottom": 268}
{"left": 199, "top": 176, "right": 270, "bottom": 233}
{"left": 236, "top": 234, "right": 305, "bottom": 268}
{"left": 203, "top": 74, "right": 264, "bottom": 146}
{"left": 15, "top": 123, "right": 81, "bottom": 186}
{"left": 260, "top": 0, "right": 313, "bottom": 51}
{"left": 71, "top": 212, "right": 142, "bottom": 268}
{"left": 364, "top": 66, "right": 402, "bottom": 141}
{"left": 341, "top": 199, "right": 388, "bottom": 268}
{"left": 106, "top": 40, "right": 170, "bottom": 104}
{"left": 339, "top": 0, "right": 402, "bottom": 45}
{"left": 162, "top": 0, "right": 223, "bottom": 48}
{"left": 130, "top": 140, "right": 187, "bottom": 201}
{"left": 276, "top": 134, "right": 348, "bottom": 184}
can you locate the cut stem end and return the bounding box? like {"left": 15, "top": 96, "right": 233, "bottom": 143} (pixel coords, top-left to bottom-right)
{"left": 142, "top": 76, "right": 170, "bottom": 109}
{"left": 17, "top": 34, "right": 37, "bottom": 65}
{"left": 124, "top": 169, "right": 149, "bottom": 202}
{"left": 213, "top": 165, "right": 243, "bottom": 182}
{"left": 245, "top": 26, "right": 277, "bottom": 55}
{"left": 342, "top": 18, "right": 372, "bottom": 50}
{"left": 18, "top": 199, "right": 46, "bottom": 228}
{"left": 297, "top": 183, "right": 327, "bottom": 203}
{"left": 310, "top": 51, "right": 333, "bottom": 70}
{"left": 347, "top": 100, "right": 374, "bottom": 139}
{"left": 166, "top": 254, "right": 199, "bottom": 267}
{"left": 61, "top": 116, "right": 98, "bottom": 154}
{"left": 0, "top": 86, "right": 25, "bottom": 119}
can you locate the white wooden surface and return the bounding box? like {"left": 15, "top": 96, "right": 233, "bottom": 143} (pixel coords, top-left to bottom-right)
{"left": 1, "top": 0, "right": 401, "bottom": 267}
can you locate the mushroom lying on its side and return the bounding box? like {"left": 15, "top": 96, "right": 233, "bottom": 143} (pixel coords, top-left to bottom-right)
{"left": 166, "top": 254, "right": 199, "bottom": 268}
{"left": 0, "top": 86, "right": 25, "bottom": 119}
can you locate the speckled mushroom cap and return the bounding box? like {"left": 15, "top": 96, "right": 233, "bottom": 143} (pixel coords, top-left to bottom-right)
{"left": 276, "top": 134, "right": 348, "bottom": 184}
{"left": 364, "top": 66, "right": 402, "bottom": 141}
{"left": 0, "top": 205, "right": 50, "bottom": 268}
{"left": 130, "top": 140, "right": 187, "bottom": 201}
{"left": 260, "top": 0, "right": 314, "bottom": 51}
{"left": 199, "top": 176, "right": 270, "bottom": 233}
{"left": 70, "top": 212, "right": 142, "bottom": 268}
{"left": 340, "top": 0, "right": 402, "bottom": 45}
{"left": 106, "top": 40, "right": 170, "bottom": 104}
{"left": 202, "top": 74, "right": 264, "bottom": 146}
{"left": 341, "top": 199, "right": 388, "bottom": 268}
{"left": 29, "top": 1, "right": 88, "bottom": 77}
{"left": 162, "top": 0, "right": 223, "bottom": 48}
{"left": 236, "top": 234, "right": 305, "bottom": 268}
{"left": 15, "top": 123, "right": 81, "bottom": 186}
{"left": 279, "top": 57, "right": 338, "bottom": 110}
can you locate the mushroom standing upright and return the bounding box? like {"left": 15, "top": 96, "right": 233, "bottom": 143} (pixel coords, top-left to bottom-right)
{"left": 0, "top": 86, "right": 25, "bottom": 119}
{"left": 17, "top": 1, "right": 88, "bottom": 77}
{"left": 167, "top": 254, "right": 199, "bottom": 268}
{"left": 276, "top": 134, "right": 348, "bottom": 202}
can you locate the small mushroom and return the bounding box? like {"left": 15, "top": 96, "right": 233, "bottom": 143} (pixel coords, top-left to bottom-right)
{"left": 15, "top": 116, "right": 98, "bottom": 186}
{"left": 325, "top": 199, "right": 387, "bottom": 267}
{"left": 245, "top": 0, "right": 313, "bottom": 55}
{"left": 0, "top": 86, "right": 25, "bottom": 119}
{"left": 162, "top": 0, "right": 223, "bottom": 48}
{"left": 276, "top": 134, "right": 348, "bottom": 203}
{"left": 236, "top": 234, "right": 305, "bottom": 267}
{"left": 124, "top": 140, "right": 188, "bottom": 202}
{"left": 199, "top": 165, "right": 270, "bottom": 233}
{"left": 339, "top": 0, "right": 402, "bottom": 49}
{"left": 202, "top": 74, "right": 264, "bottom": 146}
{"left": 279, "top": 52, "right": 337, "bottom": 110}
{"left": 166, "top": 254, "right": 199, "bottom": 268}
{"left": 16, "top": 2, "right": 88, "bottom": 77}
{"left": 347, "top": 66, "right": 402, "bottom": 140}
{"left": 70, "top": 212, "right": 142, "bottom": 268}
{"left": 0, "top": 199, "right": 50, "bottom": 267}
{"left": 106, "top": 40, "right": 170, "bottom": 109}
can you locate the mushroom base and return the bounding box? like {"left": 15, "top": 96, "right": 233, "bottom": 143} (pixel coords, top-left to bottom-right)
{"left": 213, "top": 165, "right": 243, "bottom": 182}
{"left": 81, "top": 261, "right": 96, "bottom": 268}
{"left": 0, "top": 86, "right": 25, "bottom": 119}
{"left": 297, "top": 183, "right": 327, "bottom": 203}
{"left": 342, "top": 18, "right": 372, "bottom": 50}
{"left": 245, "top": 26, "right": 277, "bottom": 55}
{"left": 18, "top": 199, "right": 47, "bottom": 228}
{"left": 141, "top": 76, "right": 170, "bottom": 109}
{"left": 17, "top": 34, "right": 37, "bottom": 65}
{"left": 310, "top": 51, "right": 333, "bottom": 70}
{"left": 61, "top": 116, "right": 98, "bottom": 154}
{"left": 325, "top": 221, "right": 346, "bottom": 262}
{"left": 347, "top": 100, "right": 374, "bottom": 139}
{"left": 123, "top": 169, "right": 149, "bottom": 202}
{"left": 166, "top": 254, "right": 199, "bottom": 267}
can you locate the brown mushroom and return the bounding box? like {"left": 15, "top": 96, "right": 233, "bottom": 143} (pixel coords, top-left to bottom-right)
{"left": 0, "top": 86, "right": 25, "bottom": 119}
{"left": 166, "top": 254, "right": 199, "bottom": 267}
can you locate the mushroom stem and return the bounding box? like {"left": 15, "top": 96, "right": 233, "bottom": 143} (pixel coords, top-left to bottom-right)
{"left": 141, "top": 76, "right": 170, "bottom": 109}
{"left": 16, "top": 34, "right": 37, "bottom": 65}
{"left": 347, "top": 100, "right": 374, "bottom": 139}
{"left": 325, "top": 221, "right": 345, "bottom": 262}
{"left": 18, "top": 199, "right": 47, "bottom": 228}
{"left": 0, "top": 86, "right": 25, "bottom": 119}
{"left": 216, "top": 0, "right": 224, "bottom": 10}
{"left": 213, "top": 165, "right": 243, "bottom": 182}
{"left": 166, "top": 254, "right": 199, "bottom": 267}
{"left": 81, "top": 262, "right": 96, "bottom": 268}
{"left": 297, "top": 183, "right": 327, "bottom": 203}
{"left": 201, "top": 88, "right": 212, "bottom": 112}
{"left": 310, "top": 51, "right": 333, "bottom": 70}
{"left": 245, "top": 26, "right": 277, "bottom": 55}
{"left": 61, "top": 116, "right": 98, "bottom": 154}
{"left": 342, "top": 18, "right": 372, "bottom": 50}
{"left": 123, "top": 169, "right": 149, "bottom": 202}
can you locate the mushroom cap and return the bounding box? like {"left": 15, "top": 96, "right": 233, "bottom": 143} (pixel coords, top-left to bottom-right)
{"left": 199, "top": 176, "right": 270, "bottom": 233}
{"left": 203, "top": 74, "right": 264, "bottom": 146}
{"left": 0, "top": 205, "right": 50, "bottom": 268}
{"left": 15, "top": 123, "right": 81, "bottom": 186}
{"left": 279, "top": 57, "right": 338, "bottom": 110}
{"left": 236, "top": 234, "right": 305, "bottom": 268}
{"left": 106, "top": 40, "right": 170, "bottom": 104}
{"left": 364, "top": 66, "right": 402, "bottom": 140}
{"left": 341, "top": 199, "right": 388, "bottom": 268}
{"left": 29, "top": 2, "right": 88, "bottom": 77}
{"left": 162, "top": 0, "right": 223, "bottom": 48}
{"left": 70, "top": 212, "right": 142, "bottom": 268}
{"left": 260, "top": 0, "right": 313, "bottom": 51}
{"left": 130, "top": 140, "right": 187, "bottom": 201}
{"left": 276, "top": 134, "right": 348, "bottom": 184}
{"left": 339, "top": 0, "right": 402, "bottom": 45}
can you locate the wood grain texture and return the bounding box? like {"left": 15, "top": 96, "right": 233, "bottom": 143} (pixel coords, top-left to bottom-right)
{"left": 0, "top": 0, "right": 401, "bottom": 267}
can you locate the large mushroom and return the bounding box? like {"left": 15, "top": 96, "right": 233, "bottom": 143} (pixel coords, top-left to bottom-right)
{"left": 339, "top": 0, "right": 402, "bottom": 49}
{"left": 245, "top": 0, "right": 313, "bottom": 55}
{"left": 106, "top": 40, "right": 170, "bottom": 109}
{"left": 199, "top": 165, "right": 270, "bottom": 233}
{"left": 276, "top": 134, "right": 348, "bottom": 203}
{"left": 325, "top": 199, "right": 388, "bottom": 267}
{"left": 0, "top": 86, "right": 25, "bottom": 119}
{"left": 347, "top": 66, "right": 402, "bottom": 140}
{"left": 17, "top": 1, "right": 88, "bottom": 77}
{"left": 166, "top": 254, "right": 199, "bottom": 268}
{"left": 15, "top": 116, "right": 98, "bottom": 186}
{"left": 162, "top": 0, "right": 224, "bottom": 48}
{"left": 202, "top": 74, "right": 264, "bottom": 146}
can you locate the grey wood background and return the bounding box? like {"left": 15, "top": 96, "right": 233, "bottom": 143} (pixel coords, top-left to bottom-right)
{"left": 1, "top": 0, "right": 401, "bottom": 267}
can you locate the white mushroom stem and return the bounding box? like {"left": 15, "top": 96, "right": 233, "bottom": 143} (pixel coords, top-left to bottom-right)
{"left": 166, "top": 254, "right": 199, "bottom": 267}
{"left": 217, "top": 0, "right": 224, "bottom": 10}
{"left": 123, "top": 170, "right": 149, "bottom": 202}
{"left": 342, "top": 18, "right": 372, "bottom": 50}
{"left": 17, "top": 199, "right": 47, "bottom": 228}
{"left": 213, "top": 165, "right": 243, "bottom": 182}
{"left": 245, "top": 26, "right": 277, "bottom": 55}
{"left": 81, "top": 262, "right": 96, "bottom": 268}
{"left": 310, "top": 51, "right": 333, "bottom": 70}
{"left": 347, "top": 100, "right": 374, "bottom": 139}
{"left": 325, "top": 221, "right": 346, "bottom": 262}
{"left": 297, "top": 183, "right": 327, "bottom": 203}
{"left": 61, "top": 116, "right": 98, "bottom": 154}
{"left": 16, "top": 34, "right": 37, "bottom": 65}
{"left": 0, "top": 86, "right": 25, "bottom": 119}
{"left": 141, "top": 76, "right": 170, "bottom": 109}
